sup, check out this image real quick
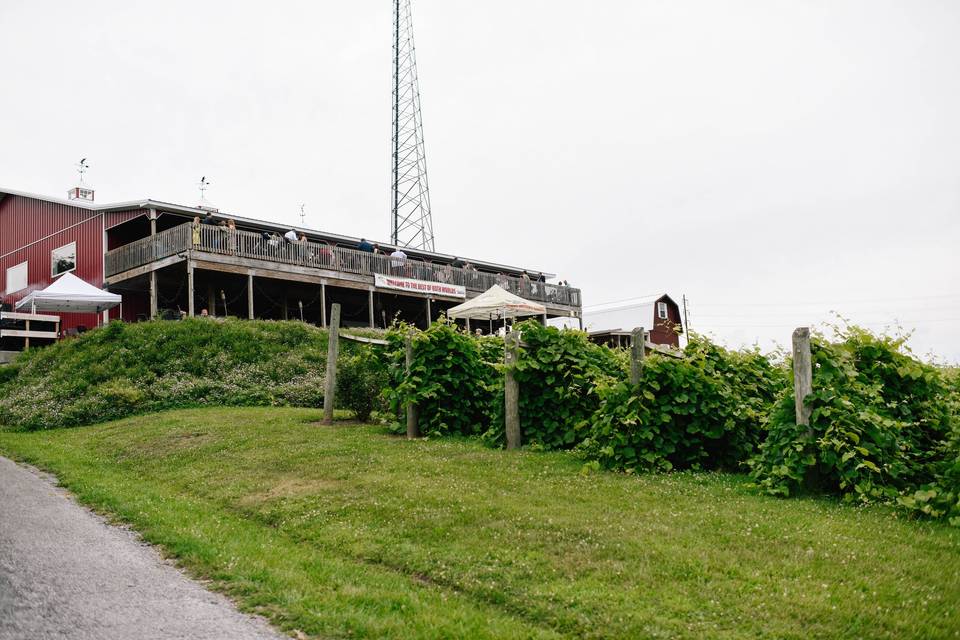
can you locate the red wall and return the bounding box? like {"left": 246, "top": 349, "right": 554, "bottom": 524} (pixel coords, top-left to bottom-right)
{"left": 0, "top": 195, "right": 136, "bottom": 332}
{"left": 648, "top": 297, "right": 683, "bottom": 348}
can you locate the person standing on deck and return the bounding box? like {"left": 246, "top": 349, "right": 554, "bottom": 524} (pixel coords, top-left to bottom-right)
{"left": 390, "top": 248, "right": 407, "bottom": 275}
{"left": 191, "top": 216, "right": 201, "bottom": 249}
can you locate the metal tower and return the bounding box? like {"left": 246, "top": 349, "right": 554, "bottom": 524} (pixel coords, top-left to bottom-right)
{"left": 391, "top": 0, "right": 435, "bottom": 251}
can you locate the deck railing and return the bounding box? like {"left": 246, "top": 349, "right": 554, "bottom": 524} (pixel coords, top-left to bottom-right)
{"left": 106, "top": 223, "right": 581, "bottom": 308}
{"left": 105, "top": 224, "right": 190, "bottom": 277}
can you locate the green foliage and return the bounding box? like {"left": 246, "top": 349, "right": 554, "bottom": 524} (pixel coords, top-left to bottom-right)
{"left": 582, "top": 336, "right": 787, "bottom": 472}
{"left": 0, "top": 363, "right": 19, "bottom": 386}
{"left": 337, "top": 345, "right": 389, "bottom": 421}
{"left": 751, "top": 327, "right": 959, "bottom": 521}
{"left": 386, "top": 319, "right": 499, "bottom": 437}
{"left": 500, "top": 321, "right": 625, "bottom": 449}
{"left": 0, "top": 318, "right": 384, "bottom": 430}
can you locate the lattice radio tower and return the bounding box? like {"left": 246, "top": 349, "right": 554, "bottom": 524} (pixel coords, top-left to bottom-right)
{"left": 391, "top": 0, "right": 435, "bottom": 251}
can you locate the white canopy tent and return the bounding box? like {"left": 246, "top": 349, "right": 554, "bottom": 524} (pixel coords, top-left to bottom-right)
{"left": 447, "top": 285, "right": 545, "bottom": 332}
{"left": 16, "top": 272, "right": 121, "bottom": 315}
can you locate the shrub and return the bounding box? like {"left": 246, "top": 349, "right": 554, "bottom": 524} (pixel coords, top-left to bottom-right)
{"left": 337, "top": 345, "right": 389, "bottom": 421}
{"left": 385, "top": 319, "right": 499, "bottom": 437}
{"left": 582, "top": 336, "right": 786, "bottom": 472}
{"left": 0, "top": 363, "right": 19, "bottom": 386}
{"left": 488, "top": 320, "right": 625, "bottom": 449}
{"left": 750, "top": 326, "right": 958, "bottom": 514}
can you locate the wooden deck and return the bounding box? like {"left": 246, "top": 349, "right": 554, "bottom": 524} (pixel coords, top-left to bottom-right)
{"left": 105, "top": 224, "right": 582, "bottom": 317}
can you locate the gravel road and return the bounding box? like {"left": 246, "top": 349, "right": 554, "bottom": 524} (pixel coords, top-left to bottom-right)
{"left": 0, "top": 455, "right": 286, "bottom": 640}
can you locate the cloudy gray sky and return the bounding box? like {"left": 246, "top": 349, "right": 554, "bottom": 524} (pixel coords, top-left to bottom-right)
{"left": 2, "top": 1, "right": 958, "bottom": 360}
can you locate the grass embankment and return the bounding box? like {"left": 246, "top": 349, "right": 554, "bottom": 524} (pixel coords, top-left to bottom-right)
{"left": 0, "top": 319, "right": 381, "bottom": 430}
{"left": 1, "top": 407, "right": 958, "bottom": 639}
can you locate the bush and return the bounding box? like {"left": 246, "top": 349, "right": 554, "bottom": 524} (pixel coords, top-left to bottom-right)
{"left": 385, "top": 319, "right": 499, "bottom": 437}
{"left": 0, "top": 363, "right": 19, "bottom": 386}
{"left": 750, "top": 326, "right": 958, "bottom": 514}
{"left": 337, "top": 345, "right": 389, "bottom": 421}
{"left": 497, "top": 321, "right": 625, "bottom": 449}
{"left": 581, "top": 336, "right": 786, "bottom": 472}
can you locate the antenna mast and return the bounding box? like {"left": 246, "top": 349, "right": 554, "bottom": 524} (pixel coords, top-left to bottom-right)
{"left": 391, "top": 0, "right": 435, "bottom": 251}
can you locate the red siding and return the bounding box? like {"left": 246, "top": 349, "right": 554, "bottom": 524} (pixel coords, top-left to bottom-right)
{"left": 648, "top": 297, "right": 683, "bottom": 348}
{"left": 0, "top": 195, "right": 106, "bottom": 331}
{"left": 105, "top": 209, "right": 147, "bottom": 231}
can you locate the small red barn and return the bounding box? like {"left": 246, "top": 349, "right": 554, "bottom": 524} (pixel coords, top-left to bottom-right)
{"left": 584, "top": 293, "right": 684, "bottom": 349}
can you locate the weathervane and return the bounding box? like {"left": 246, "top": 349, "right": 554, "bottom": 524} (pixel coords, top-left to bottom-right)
{"left": 198, "top": 176, "right": 211, "bottom": 200}
{"left": 76, "top": 158, "right": 90, "bottom": 185}
{"left": 300, "top": 203, "right": 306, "bottom": 225}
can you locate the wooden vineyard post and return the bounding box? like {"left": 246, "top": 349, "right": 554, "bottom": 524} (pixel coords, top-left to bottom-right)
{"left": 630, "top": 327, "right": 645, "bottom": 386}
{"left": 504, "top": 330, "right": 521, "bottom": 450}
{"left": 322, "top": 303, "right": 341, "bottom": 424}
{"left": 792, "top": 327, "right": 813, "bottom": 435}
{"left": 404, "top": 330, "right": 420, "bottom": 438}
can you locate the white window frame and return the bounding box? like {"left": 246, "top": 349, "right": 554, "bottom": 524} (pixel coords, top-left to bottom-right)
{"left": 5, "top": 261, "right": 28, "bottom": 295}
{"left": 51, "top": 241, "right": 77, "bottom": 278}
{"left": 657, "top": 301, "right": 668, "bottom": 320}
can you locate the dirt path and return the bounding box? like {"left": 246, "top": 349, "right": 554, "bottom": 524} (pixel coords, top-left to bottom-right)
{"left": 0, "top": 456, "right": 286, "bottom": 640}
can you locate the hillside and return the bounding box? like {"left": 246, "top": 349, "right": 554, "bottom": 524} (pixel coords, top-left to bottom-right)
{"left": 0, "top": 319, "right": 378, "bottom": 431}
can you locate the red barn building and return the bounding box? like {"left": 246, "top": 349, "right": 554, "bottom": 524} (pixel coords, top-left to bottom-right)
{"left": 583, "top": 293, "right": 684, "bottom": 350}
{"left": 1, "top": 186, "right": 582, "bottom": 343}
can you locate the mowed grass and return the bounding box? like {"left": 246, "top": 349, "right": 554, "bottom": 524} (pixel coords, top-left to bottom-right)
{"left": 1, "top": 408, "right": 959, "bottom": 639}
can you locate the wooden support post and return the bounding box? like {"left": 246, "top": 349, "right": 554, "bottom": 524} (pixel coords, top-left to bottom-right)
{"left": 425, "top": 297, "right": 432, "bottom": 327}
{"left": 247, "top": 273, "right": 254, "bottom": 320}
{"left": 282, "top": 294, "right": 288, "bottom": 320}
{"left": 542, "top": 313, "right": 548, "bottom": 326}
{"left": 322, "top": 303, "right": 341, "bottom": 424}
{"left": 504, "top": 330, "right": 521, "bottom": 450}
{"left": 404, "top": 331, "right": 420, "bottom": 438}
{"left": 24, "top": 318, "right": 30, "bottom": 350}
{"left": 630, "top": 327, "right": 645, "bottom": 386}
{"left": 368, "top": 288, "right": 375, "bottom": 328}
{"left": 187, "top": 262, "right": 195, "bottom": 317}
{"left": 320, "top": 282, "right": 327, "bottom": 327}
{"left": 792, "top": 327, "right": 813, "bottom": 433}
{"left": 149, "top": 271, "right": 158, "bottom": 319}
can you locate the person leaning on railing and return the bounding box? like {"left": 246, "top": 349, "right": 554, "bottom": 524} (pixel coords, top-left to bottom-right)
{"left": 356, "top": 238, "right": 374, "bottom": 274}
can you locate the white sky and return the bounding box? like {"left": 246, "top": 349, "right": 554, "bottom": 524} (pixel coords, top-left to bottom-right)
{"left": 2, "top": 1, "right": 958, "bottom": 361}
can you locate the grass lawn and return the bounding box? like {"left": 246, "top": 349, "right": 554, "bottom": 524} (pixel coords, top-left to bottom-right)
{"left": 1, "top": 407, "right": 958, "bottom": 639}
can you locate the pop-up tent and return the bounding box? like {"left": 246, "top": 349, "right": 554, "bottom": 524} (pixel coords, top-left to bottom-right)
{"left": 15, "top": 272, "right": 121, "bottom": 314}
{"left": 447, "top": 285, "right": 545, "bottom": 322}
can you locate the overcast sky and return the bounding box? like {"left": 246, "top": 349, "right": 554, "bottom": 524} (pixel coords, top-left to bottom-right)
{"left": 2, "top": 1, "right": 958, "bottom": 361}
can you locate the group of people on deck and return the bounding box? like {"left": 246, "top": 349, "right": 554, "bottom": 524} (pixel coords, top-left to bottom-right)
{"left": 186, "top": 216, "right": 568, "bottom": 297}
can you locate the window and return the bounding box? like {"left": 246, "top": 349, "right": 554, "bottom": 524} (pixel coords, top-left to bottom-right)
{"left": 5, "top": 261, "right": 27, "bottom": 295}
{"left": 51, "top": 241, "right": 77, "bottom": 278}
{"left": 657, "top": 301, "right": 668, "bottom": 320}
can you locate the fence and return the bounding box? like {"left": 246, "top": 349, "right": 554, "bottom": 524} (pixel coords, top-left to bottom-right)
{"left": 105, "top": 222, "right": 581, "bottom": 306}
